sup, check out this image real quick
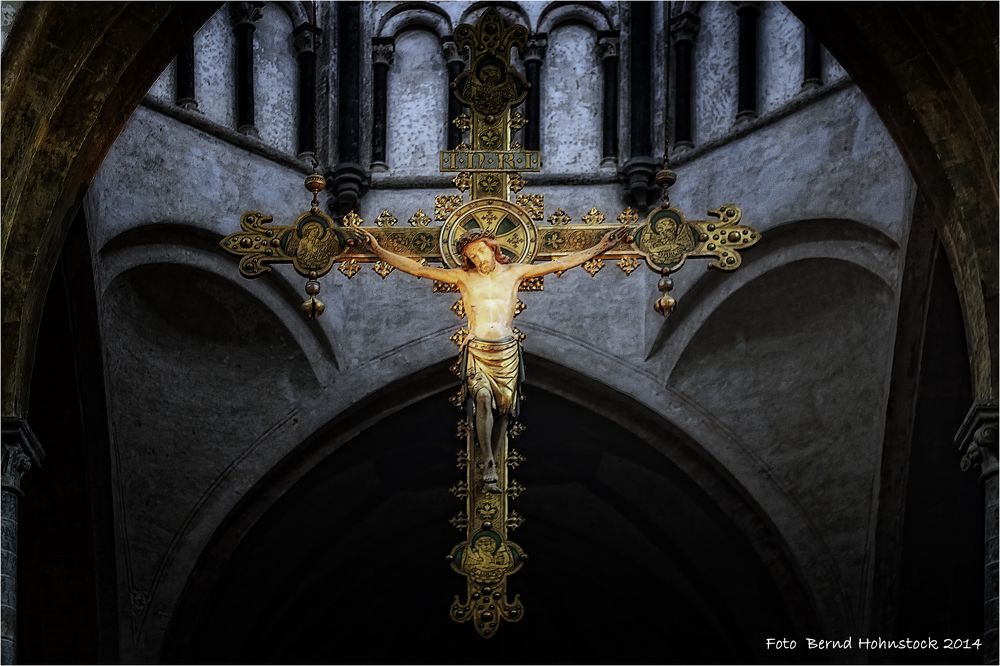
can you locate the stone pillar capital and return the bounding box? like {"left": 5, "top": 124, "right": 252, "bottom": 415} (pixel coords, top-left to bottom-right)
{"left": 670, "top": 12, "right": 701, "bottom": 44}
{"left": 1, "top": 418, "right": 43, "bottom": 495}
{"left": 523, "top": 34, "right": 548, "bottom": 64}
{"left": 596, "top": 32, "right": 619, "bottom": 60}
{"left": 327, "top": 163, "right": 370, "bottom": 218}
{"left": 230, "top": 1, "right": 264, "bottom": 28}
{"left": 371, "top": 38, "right": 395, "bottom": 67}
{"left": 620, "top": 156, "right": 662, "bottom": 211}
{"left": 441, "top": 37, "right": 466, "bottom": 67}
{"left": 957, "top": 402, "right": 999, "bottom": 482}
{"left": 293, "top": 24, "right": 321, "bottom": 56}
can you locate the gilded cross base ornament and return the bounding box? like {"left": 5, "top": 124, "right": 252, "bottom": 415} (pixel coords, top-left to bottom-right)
{"left": 219, "top": 6, "right": 760, "bottom": 639}
{"left": 446, "top": 450, "right": 526, "bottom": 638}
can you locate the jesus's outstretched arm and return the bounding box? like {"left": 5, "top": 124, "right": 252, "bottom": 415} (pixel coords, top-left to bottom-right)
{"left": 516, "top": 227, "right": 629, "bottom": 280}
{"left": 354, "top": 229, "right": 460, "bottom": 283}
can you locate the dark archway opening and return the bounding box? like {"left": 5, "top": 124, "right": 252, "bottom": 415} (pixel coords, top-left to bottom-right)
{"left": 893, "top": 246, "right": 981, "bottom": 664}
{"left": 165, "top": 367, "right": 813, "bottom": 664}
{"left": 20, "top": 212, "right": 119, "bottom": 664}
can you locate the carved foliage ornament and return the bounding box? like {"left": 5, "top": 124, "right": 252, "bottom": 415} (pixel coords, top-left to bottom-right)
{"left": 1, "top": 444, "right": 32, "bottom": 492}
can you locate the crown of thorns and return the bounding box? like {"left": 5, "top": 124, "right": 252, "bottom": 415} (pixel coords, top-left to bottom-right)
{"left": 455, "top": 229, "right": 497, "bottom": 256}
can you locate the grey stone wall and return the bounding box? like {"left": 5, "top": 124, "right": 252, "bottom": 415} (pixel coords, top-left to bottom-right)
{"left": 254, "top": 6, "right": 298, "bottom": 154}
{"left": 542, "top": 24, "right": 603, "bottom": 171}
{"left": 0, "top": 1, "right": 23, "bottom": 55}
{"left": 196, "top": 10, "right": 238, "bottom": 129}
{"left": 692, "top": 2, "right": 846, "bottom": 146}
{"left": 384, "top": 29, "right": 448, "bottom": 175}
{"left": 759, "top": 3, "right": 801, "bottom": 114}
{"left": 693, "top": 1, "right": 739, "bottom": 146}
{"left": 84, "top": 1, "right": 915, "bottom": 660}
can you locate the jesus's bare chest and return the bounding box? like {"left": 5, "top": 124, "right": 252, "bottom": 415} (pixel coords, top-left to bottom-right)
{"left": 459, "top": 271, "right": 519, "bottom": 313}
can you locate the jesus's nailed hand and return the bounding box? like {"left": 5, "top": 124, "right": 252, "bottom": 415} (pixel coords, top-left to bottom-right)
{"left": 602, "top": 226, "right": 628, "bottom": 248}
{"left": 349, "top": 228, "right": 375, "bottom": 248}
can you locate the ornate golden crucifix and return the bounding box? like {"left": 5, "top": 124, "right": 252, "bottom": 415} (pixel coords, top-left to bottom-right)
{"left": 221, "top": 7, "right": 759, "bottom": 639}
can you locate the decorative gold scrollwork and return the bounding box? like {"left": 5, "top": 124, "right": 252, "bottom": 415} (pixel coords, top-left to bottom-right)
{"left": 582, "top": 208, "right": 606, "bottom": 225}
{"left": 547, "top": 209, "right": 570, "bottom": 226}
{"left": 219, "top": 211, "right": 284, "bottom": 278}
{"left": 342, "top": 210, "right": 363, "bottom": 227}
{"left": 515, "top": 194, "right": 544, "bottom": 221}
{"left": 375, "top": 209, "right": 398, "bottom": 227}
{"left": 220, "top": 210, "right": 344, "bottom": 279}
{"left": 409, "top": 209, "right": 432, "bottom": 227}
{"left": 453, "top": 172, "right": 472, "bottom": 192}
{"left": 582, "top": 258, "right": 604, "bottom": 276}
{"left": 633, "top": 204, "right": 760, "bottom": 274}
{"left": 618, "top": 256, "right": 641, "bottom": 275}
{"left": 435, "top": 195, "right": 465, "bottom": 221}
{"left": 338, "top": 258, "right": 361, "bottom": 278}
{"left": 372, "top": 261, "right": 394, "bottom": 279}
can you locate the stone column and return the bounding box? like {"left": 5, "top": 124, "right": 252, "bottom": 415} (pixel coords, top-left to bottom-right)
{"left": 956, "top": 402, "right": 998, "bottom": 665}
{"left": 734, "top": 1, "right": 759, "bottom": 122}
{"left": 1, "top": 418, "right": 43, "bottom": 665}
{"left": 442, "top": 37, "right": 465, "bottom": 150}
{"left": 802, "top": 25, "right": 823, "bottom": 90}
{"left": 621, "top": 2, "right": 659, "bottom": 210}
{"left": 230, "top": 1, "right": 264, "bottom": 137}
{"left": 293, "top": 24, "right": 321, "bottom": 161}
{"left": 670, "top": 12, "right": 700, "bottom": 150}
{"left": 370, "top": 38, "right": 394, "bottom": 170}
{"left": 328, "top": 1, "right": 368, "bottom": 217}
{"left": 522, "top": 34, "right": 547, "bottom": 151}
{"left": 175, "top": 35, "right": 198, "bottom": 110}
{"left": 597, "top": 31, "right": 619, "bottom": 166}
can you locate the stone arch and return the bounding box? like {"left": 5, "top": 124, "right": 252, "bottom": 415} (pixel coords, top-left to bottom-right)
{"left": 667, "top": 255, "right": 899, "bottom": 630}
{"left": 89, "top": 312, "right": 856, "bottom": 660}
{"left": 670, "top": 1, "right": 703, "bottom": 18}
{"left": 788, "top": 3, "right": 998, "bottom": 399}
{"left": 376, "top": 2, "right": 453, "bottom": 40}
{"left": 161, "top": 356, "right": 825, "bottom": 662}
{"left": 97, "top": 222, "right": 338, "bottom": 382}
{"left": 109, "top": 331, "right": 459, "bottom": 661}
{"left": 274, "top": 0, "right": 310, "bottom": 29}
{"left": 98, "top": 258, "right": 330, "bottom": 660}
{"left": 0, "top": 2, "right": 220, "bottom": 417}
{"left": 536, "top": 1, "right": 612, "bottom": 34}
{"left": 648, "top": 217, "right": 899, "bottom": 371}
{"left": 458, "top": 1, "right": 531, "bottom": 31}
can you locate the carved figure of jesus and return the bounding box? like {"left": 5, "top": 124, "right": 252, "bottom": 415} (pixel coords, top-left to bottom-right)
{"left": 355, "top": 226, "right": 625, "bottom": 491}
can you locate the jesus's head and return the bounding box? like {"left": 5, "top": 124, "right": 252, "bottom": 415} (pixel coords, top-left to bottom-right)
{"left": 456, "top": 229, "right": 509, "bottom": 274}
